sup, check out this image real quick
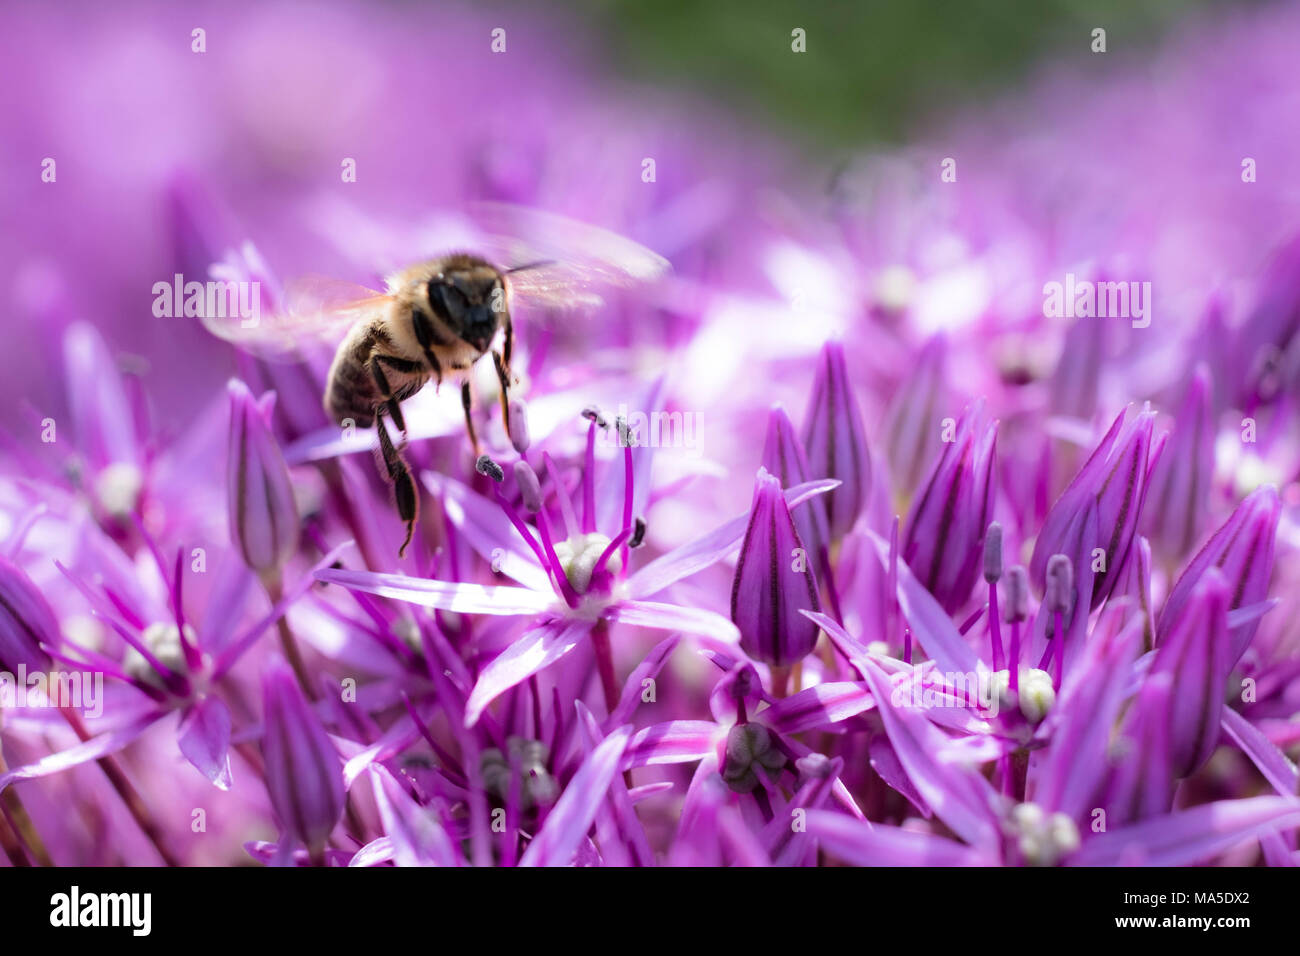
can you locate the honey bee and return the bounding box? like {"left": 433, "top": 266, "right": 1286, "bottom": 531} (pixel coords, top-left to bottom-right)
{"left": 201, "top": 204, "right": 669, "bottom": 556}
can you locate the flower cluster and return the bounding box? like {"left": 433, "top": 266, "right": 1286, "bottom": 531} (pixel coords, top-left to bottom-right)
{"left": 1, "top": 1, "right": 1299, "bottom": 867}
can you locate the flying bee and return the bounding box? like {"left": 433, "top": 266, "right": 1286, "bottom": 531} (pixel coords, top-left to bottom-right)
{"left": 201, "top": 204, "right": 669, "bottom": 556}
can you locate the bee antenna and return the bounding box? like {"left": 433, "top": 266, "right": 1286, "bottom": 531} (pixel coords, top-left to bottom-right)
{"left": 504, "top": 259, "right": 556, "bottom": 275}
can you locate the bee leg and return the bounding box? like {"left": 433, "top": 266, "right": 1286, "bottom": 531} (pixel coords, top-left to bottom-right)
{"left": 369, "top": 353, "right": 425, "bottom": 438}
{"left": 492, "top": 350, "right": 512, "bottom": 433}
{"left": 501, "top": 310, "right": 514, "bottom": 378}
{"left": 461, "top": 380, "right": 481, "bottom": 456}
{"left": 375, "top": 404, "right": 418, "bottom": 557}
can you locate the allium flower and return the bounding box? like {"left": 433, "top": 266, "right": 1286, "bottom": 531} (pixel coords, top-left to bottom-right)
{"left": 762, "top": 404, "right": 832, "bottom": 592}
{"left": 801, "top": 342, "right": 871, "bottom": 540}
{"left": 1157, "top": 485, "right": 1281, "bottom": 664}
{"left": 227, "top": 380, "right": 301, "bottom": 581}
{"left": 1031, "top": 405, "right": 1155, "bottom": 614}
{"left": 317, "top": 413, "right": 835, "bottom": 726}
{"left": 730, "top": 468, "right": 822, "bottom": 672}
{"left": 1143, "top": 365, "right": 1214, "bottom": 562}
{"left": 0, "top": 557, "right": 57, "bottom": 675}
{"left": 260, "top": 661, "right": 345, "bottom": 863}
{"left": 902, "top": 400, "right": 997, "bottom": 613}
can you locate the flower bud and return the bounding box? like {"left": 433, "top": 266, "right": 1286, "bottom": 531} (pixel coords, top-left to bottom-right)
{"left": 261, "top": 661, "right": 344, "bottom": 854}
{"left": 0, "top": 557, "right": 57, "bottom": 674}
{"left": 801, "top": 341, "right": 871, "bottom": 539}
{"left": 762, "top": 403, "right": 830, "bottom": 577}
{"left": 1049, "top": 297, "right": 1106, "bottom": 420}
{"left": 1143, "top": 366, "right": 1213, "bottom": 560}
{"left": 1150, "top": 568, "right": 1232, "bottom": 777}
{"left": 1031, "top": 405, "right": 1155, "bottom": 609}
{"left": 902, "top": 401, "right": 998, "bottom": 613}
{"left": 731, "top": 469, "right": 822, "bottom": 667}
{"left": 1232, "top": 234, "right": 1300, "bottom": 405}
{"left": 1157, "top": 485, "right": 1280, "bottom": 666}
{"left": 720, "top": 723, "right": 786, "bottom": 793}
{"left": 227, "top": 380, "right": 299, "bottom": 580}
{"left": 883, "top": 333, "right": 949, "bottom": 500}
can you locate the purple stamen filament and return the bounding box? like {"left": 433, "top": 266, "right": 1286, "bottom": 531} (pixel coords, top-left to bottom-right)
{"left": 544, "top": 452, "right": 581, "bottom": 541}
{"left": 535, "top": 508, "right": 581, "bottom": 608}
{"left": 988, "top": 582, "right": 1003, "bottom": 671}
{"left": 492, "top": 486, "right": 551, "bottom": 572}
{"left": 620, "top": 438, "right": 634, "bottom": 571}
{"left": 1009, "top": 619, "right": 1021, "bottom": 694}
{"left": 582, "top": 418, "right": 597, "bottom": 533}
{"left": 1052, "top": 610, "right": 1063, "bottom": 688}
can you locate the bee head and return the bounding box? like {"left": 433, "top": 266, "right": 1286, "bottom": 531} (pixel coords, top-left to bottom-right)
{"left": 426, "top": 263, "right": 505, "bottom": 354}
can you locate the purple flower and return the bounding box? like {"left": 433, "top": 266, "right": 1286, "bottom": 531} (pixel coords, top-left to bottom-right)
{"left": 762, "top": 404, "right": 832, "bottom": 585}
{"left": 801, "top": 341, "right": 872, "bottom": 540}
{"left": 316, "top": 413, "right": 836, "bottom": 726}
{"left": 4, "top": 0, "right": 1300, "bottom": 869}
{"left": 1143, "top": 365, "right": 1214, "bottom": 561}
{"left": 883, "top": 332, "right": 950, "bottom": 504}
{"left": 730, "top": 468, "right": 822, "bottom": 670}
{"left": 227, "top": 379, "right": 300, "bottom": 581}
{"left": 1146, "top": 568, "right": 1233, "bottom": 778}
{"left": 0, "top": 557, "right": 57, "bottom": 674}
{"left": 902, "top": 400, "right": 998, "bottom": 613}
{"left": 1157, "top": 485, "right": 1281, "bottom": 665}
{"left": 1031, "top": 405, "right": 1156, "bottom": 612}
{"left": 261, "top": 660, "right": 344, "bottom": 861}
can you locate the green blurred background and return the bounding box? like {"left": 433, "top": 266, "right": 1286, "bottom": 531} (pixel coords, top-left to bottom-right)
{"left": 517, "top": 0, "right": 1249, "bottom": 153}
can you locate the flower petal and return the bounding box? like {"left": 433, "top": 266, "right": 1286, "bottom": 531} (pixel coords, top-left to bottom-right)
{"left": 607, "top": 600, "right": 740, "bottom": 642}
{"left": 857, "top": 659, "right": 1001, "bottom": 852}
{"left": 464, "top": 618, "right": 591, "bottom": 727}
{"left": 1069, "top": 796, "right": 1300, "bottom": 866}
{"left": 623, "top": 720, "right": 720, "bottom": 768}
{"left": 368, "top": 765, "right": 462, "bottom": 866}
{"left": 177, "top": 696, "right": 233, "bottom": 791}
{"left": 867, "top": 530, "right": 981, "bottom": 674}
{"left": 1222, "top": 708, "right": 1299, "bottom": 798}
{"left": 317, "top": 568, "right": 553, "bottom": 616}
{"left": 0, "top": 709, "right": 166, "bottom": 793}
{"left": 606, "top": 634, "right": 680, "bottom": 729}
{"left": 806, "top": 811, "right": 991, "bottom": 866}
{"left": 763, "top": 682, "right": 875, "bottom": 735}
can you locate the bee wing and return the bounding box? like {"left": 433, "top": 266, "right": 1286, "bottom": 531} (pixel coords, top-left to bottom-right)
{"left": 200, "top": 275, "right": 390, "bottom": 360}
{"left": 469, "top": 202, "right": 671, "bottom": 311}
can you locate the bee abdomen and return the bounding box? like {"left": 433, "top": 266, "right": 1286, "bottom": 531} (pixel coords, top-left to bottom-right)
{"left": 326, "top": 354, "right": 380, "bottom": 427}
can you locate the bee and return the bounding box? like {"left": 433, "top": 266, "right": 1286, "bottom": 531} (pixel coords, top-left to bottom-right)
{"left": 202, "top": 204, "right": 669, "bottom": 556}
